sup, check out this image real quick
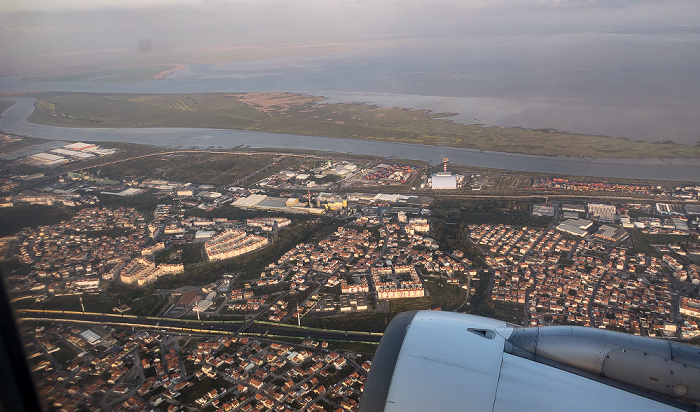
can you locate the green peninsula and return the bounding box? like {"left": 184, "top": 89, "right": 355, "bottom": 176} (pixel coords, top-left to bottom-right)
{"left": 27, "top": 92, "right": 700, "bottom": 158}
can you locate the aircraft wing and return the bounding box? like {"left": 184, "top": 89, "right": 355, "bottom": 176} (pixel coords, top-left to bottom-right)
{"left": 360, "top": 311, "right": 699, "bottom": 412}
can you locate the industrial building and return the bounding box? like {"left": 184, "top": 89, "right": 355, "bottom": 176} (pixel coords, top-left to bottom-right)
{"left": 587, "top": 203, "right": 617, "bottom": 222}
{"left": 430, "top": 157, "right": 459, "bottom": 189}
{"left": 556, "top": 219, "right": 593, "bottom": 237}
{"left": 30, "top": 152, "right": 69, "bottom": 166}
{"left": 532, "top": 204, "right": 555, "bottom": 217}
{"left": 430, "top": 172, "right": 457, "bottom": 189}
{"left": 561, "top": 203, "right": 586, "bottom": 214}
{"left": 686, "top": 205, "right": 700, "bottom": 215}
{"left": 194, "top": 292, "right": 217, "bottom": 312}
{"left": 655, "top": 203, "right": 686, "bottom": 215}
{"left": 594, "top": 225, "right": 628, "bottom": 243}
{"left": 232, "top": 194, "right": 324, "bottom": 214}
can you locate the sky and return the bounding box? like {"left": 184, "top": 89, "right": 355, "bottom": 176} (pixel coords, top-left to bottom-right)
{"left": 1, "top": 0, "right": 699, "bottom": 145}
{"left": 2, "top": 0, "right": 699, "bottom": 75}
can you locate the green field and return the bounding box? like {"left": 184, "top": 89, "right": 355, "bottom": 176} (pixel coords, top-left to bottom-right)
{"left": 628, "top": 229, "right": 694, "bottom": 257}
{"left": 302, "top": 312, "right": 391, "bottom": 333}
{"left": 86, "top": 151, "right": 297, "bottom": 186}
{"left": 51, "top": 341, "right": 79, "bottom": 366}
{"left": 24, "top": 283, "right": 169, "bottom": 316}
{"left": 432, "top": 197, "right": 553, "bottom": 228}
{"left": 25, "top": 92, "right": 700, "bottom": 159}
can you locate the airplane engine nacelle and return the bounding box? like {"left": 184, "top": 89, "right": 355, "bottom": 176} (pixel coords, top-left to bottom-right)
{"left": 360, "top": 311, "right": 699, "bottom": 412}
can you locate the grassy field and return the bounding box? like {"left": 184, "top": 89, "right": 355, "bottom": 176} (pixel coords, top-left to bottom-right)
{"left": 96, "top": 192, "right": 167, "bottom": 214}
{"left": 51, "top": 341, "right": 79, "bottom": 366}
{"left": 25, "top": 92, "right": 700, "bottom": 159}
{"left": 155, "top": 243, "right": 204, "bottom": 265}
{"left": 432, "top": 197, "right": 553, "bottom": 228}
{"left": 302, "top": 312, "right": 391, "bottom": 333}
{"left": 0, "top": 133, "right": 50, "bottom": 155}
{"left": 21, "top": 282, "right": 169, "bottom": 316}
{"left": 90, "top": 151, "right": 279, "bottom": 185}
{"left": 628, "top": 229, "right": 693, "bottom": 257}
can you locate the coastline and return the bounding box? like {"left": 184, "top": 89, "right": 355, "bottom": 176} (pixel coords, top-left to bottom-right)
{"left": 18, "top": 92, "right": 700, "bottom": 159}
{"left": 153, "top": 64, "right": 187, "bottom": 80}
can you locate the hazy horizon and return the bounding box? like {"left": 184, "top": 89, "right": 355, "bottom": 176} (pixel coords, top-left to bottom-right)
{"left": 2, "top": 0, "right": 700, "bottom": 74}
{"left": 2, "top": 0, "right": 700, "bottom": 146}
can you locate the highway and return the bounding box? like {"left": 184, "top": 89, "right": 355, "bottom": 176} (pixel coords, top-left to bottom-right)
{"left": 17, "top": 310, "right": 383, "bottom": 343}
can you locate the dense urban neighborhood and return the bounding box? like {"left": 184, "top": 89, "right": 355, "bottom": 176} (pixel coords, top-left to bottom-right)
{"left": 2, "top": 138, "right": 700, "bottom": 411}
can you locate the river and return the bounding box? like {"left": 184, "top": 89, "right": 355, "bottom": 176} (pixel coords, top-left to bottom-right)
{"left": 2, "top": 97, "right": 699, "bottom": 182}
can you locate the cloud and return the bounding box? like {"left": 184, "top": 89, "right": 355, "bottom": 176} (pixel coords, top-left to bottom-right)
{"left": 1, "top": 0, "right": 205, "bottom": 12}
{"left": 1, "top": 0, "right": 698, "bottom": 73}
{"left": 1, "top": 24, "right": 60, "bottom": 34}
{"left": 0, "top": 0, "right": 681, "bottom": 13}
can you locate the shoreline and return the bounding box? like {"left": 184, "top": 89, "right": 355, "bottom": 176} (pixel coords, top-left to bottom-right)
{"left": 153, "top": 64, "right": 187, "bottom": 80}
{"left": 16, "top": 92, "right": 700, "bottom": 160}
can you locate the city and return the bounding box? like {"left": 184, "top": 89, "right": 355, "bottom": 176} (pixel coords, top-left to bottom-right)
{"left": 2, "top": 0, "right": 700, "bottom": 409}
{"left": 1, "top": 135, "right": 699, "bottom": 410}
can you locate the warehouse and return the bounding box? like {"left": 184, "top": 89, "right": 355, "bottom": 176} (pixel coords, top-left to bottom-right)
{"left": 430, "top": 172, "right": 457, "bottom": 189}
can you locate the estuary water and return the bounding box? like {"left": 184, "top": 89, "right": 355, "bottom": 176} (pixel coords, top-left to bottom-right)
{"left": 1, "top": 35, "right": 700, "bottom": 181}
{"left": 2, "top": 97, "right": 699, "bottom": 182}
{"left": 2, "top": 34, "right": 700, "bottom": 144}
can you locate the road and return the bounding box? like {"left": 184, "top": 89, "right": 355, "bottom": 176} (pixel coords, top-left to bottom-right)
{"left": 587, "top": 272, "right": 609, "bottom": 324}
{"left": 18, "top": 310, "right": 382, "bottom": 343}
{"left": 6, "top": 148, "right": 327, "bottom": 195}
{"left": 9, "top": 140, "right": 700, "bottom": 206}
{"left": 517, "top": 221, "right": 558, "bottom": 324}
{"left": 238, "top": 290, "right": 291, "bottom": 333}
{"left": 106, "top": 348, "right": 145, "bottom": 409}
{"left": 234, "top": 155, "right": 286, "bottom": 185}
